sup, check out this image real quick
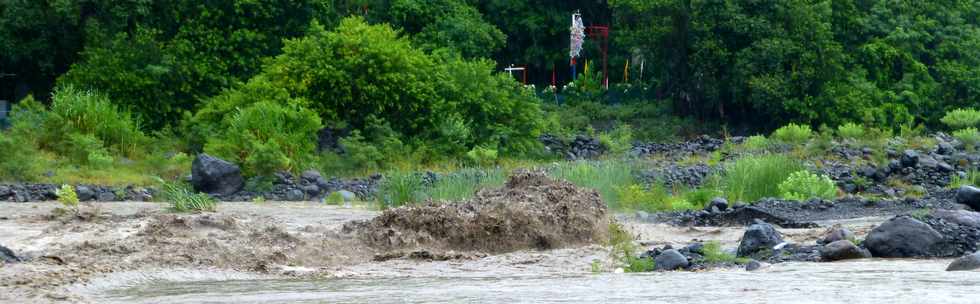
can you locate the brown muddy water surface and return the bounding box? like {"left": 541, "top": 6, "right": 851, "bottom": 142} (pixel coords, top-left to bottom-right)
{"left": 91, "top": 259, "right": 975, "bottom": 304}
{"left": 1, "top": 202, "right": 976, "bottom": 303}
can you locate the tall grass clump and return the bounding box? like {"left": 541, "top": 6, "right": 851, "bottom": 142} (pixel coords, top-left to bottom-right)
{"left": 377, "top": 171, "right": 424, "bottom": 208}
{"left": 719, "top": 154, "right": 804, "bottom": 203}
{"left": 953, "top": 127, "right": 980, "bottom": 152}
{"left": 951, "top": 170, "right": 980, "bottom": 188}
{"left": 425, "top": 168, "right": 506, "bottom": 202}
{"left": 548, "top": 160, "right": 635, "bottom": 209}
{"left": 702, "top": 241, "right": 750, "bottom": 264}
{"left": 771, "top": 123, "right": 812, "bottom": 145}
{"left": 155, "top": 177, "right": 216, "bottom": 212}
{"left": 43, "top": 86, "right": 148, "bottom": 157}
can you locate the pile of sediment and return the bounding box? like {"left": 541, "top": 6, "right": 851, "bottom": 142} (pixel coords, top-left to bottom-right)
{"left": 352, "top": 170, "right": 610, "bottom": 253}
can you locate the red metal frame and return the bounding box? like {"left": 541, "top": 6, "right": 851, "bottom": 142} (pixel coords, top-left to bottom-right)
{"left": 586, "top": 25, "right": 610, "bottom": 88}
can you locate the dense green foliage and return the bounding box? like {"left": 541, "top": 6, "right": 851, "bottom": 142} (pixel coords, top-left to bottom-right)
{"left": 3, "top": 1, "right": 980, "bottom": 185}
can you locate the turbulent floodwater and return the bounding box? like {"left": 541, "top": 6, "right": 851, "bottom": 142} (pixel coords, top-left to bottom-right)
{"left": 96, "top": 259, "right": 976, "bottom": 304}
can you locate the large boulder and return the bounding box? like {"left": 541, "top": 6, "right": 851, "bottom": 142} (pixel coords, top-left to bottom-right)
{"left": 0, "top": 244, "right": 20, "bottom": 263}
{"left": 190, "top": 154, "right": 244, "bottom": 196}
{"left": 865, "top": 216, "right": 943, "bottom": 258}
{"left": 654, "top": 249, "right": 689, "bottom": 271}
{"left": 947, "top": 251, "right": 980, "bottom": 271}
{"left": 820, "top": 240, "right": 870, "bottom": 261}
{"left": 737, "top": 220, "right": 784, "bottom": 257}
{"left": 955, "top": 186, "right": 980, "bottom": 211}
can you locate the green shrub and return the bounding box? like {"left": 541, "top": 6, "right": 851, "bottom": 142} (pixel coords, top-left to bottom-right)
{"left": 598, "top": 124, "right": 634, "bottom": 156}
{"left": 778, "top": 170, "right": 838, "bottom": 201}
{"left": 56, "top": 184, "right": 80, "bottom": 215}
{"left": 836, "top": 122, "right": 866, "bottom": 140}
{"left": 0, "top": 132, "right": 45, "bottom": 182}
{"left": 378, "top": 171, "right": 424, "bottom": 208}
{"left": 155, "top": 177, "right": 216, "bottom": 212}
{"left": 204, "top": 101, "right": 321, "bottom": 177}
{"left": 702, "top": 241, "right": 750, "bottom": 264}
{"left": 719, "top": 154, "right": 804, "bottom": 203}
{"left": 953, "top": 127, "right": 980, "bottom": 152}
{"left": 941, "top": 108, "right": 980, "bottom": 130}
{"left": 549, "top": 161, "right": 635, "bottom": 209}
{"left": 465, "top": 146, "right": 499, "bottom": 167}
{"left": 324, "top": 191, "right": 345, "bottom": 205}
{"left": 742, "top": 135, "right": 770, "bottom": 152}
{"left": 65, "top": 133, "right": 114, "bottom": 168}
{"left": 771, "top": 123, "right": 812, "bottom": 144}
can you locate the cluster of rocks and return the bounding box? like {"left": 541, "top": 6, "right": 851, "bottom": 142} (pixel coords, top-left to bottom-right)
{"left": 831, "top": 136, "right": 980, "bottom": 196}
{"left": 636, "top": 163, "right": 715, "bottom": 189}
{"left": 192, "top": 153, "right": 378, "bottom": 202}
{"left": 0, "top": 183, "right": 153, "bottom": 202}
{"left": 629, "top": 135, "right": 728, "bottom": 158}
{"left": 539, "top": 134, "right": 607, "bottom": 160}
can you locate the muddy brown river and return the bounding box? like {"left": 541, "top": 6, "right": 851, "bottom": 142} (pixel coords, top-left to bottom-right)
{"left": 89, "top": 259, "right": 974, "bottom": 304}
{"left": 1, "top": 202, "right": 976, "bottom": 303}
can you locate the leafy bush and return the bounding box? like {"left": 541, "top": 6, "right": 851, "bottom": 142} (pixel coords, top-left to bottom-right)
{"left": 65, "top": 133, "right": 114, "bottom": 168}
{"left": 598, "top": 124, "right": 634, "bottom": 156}
{"left": 953, "top": 127, "right": 980, "bottom": 152}
{"left": 156, "top": 178, "right": 216, "bottom": 212}
{"left": 941, "top": 108, "right": 980, "bottom": 130}
{"left": 465, "top": 146, "right": 499, "bottom": 167}
{"left": 204, "top": 101, "right": 321, "bottom": 177}
{"left": 771, "top": 123, "right": 812, "bottom": 144}
{"left": 778, "top": 170, "right": 838, "bottom": 201}
{"left": 324, "top": 192, "right": 345, "bottom": 205}
{"left": 0, "top": 132, "right": 45, "bottom": 182}
{"left": 719, "top": 154, "right": 804, "bottom": 203}
{"left": 56, "top": 184, "right": 80, "bottom": 215}
{"left": 741, "top": 135, "right": 770, "bottom": 152}
{"left": 702, "top": 241, "right": 750, "bottom": 264}
{"left": 836, "top": 122, "right": 866, "bottom": 140}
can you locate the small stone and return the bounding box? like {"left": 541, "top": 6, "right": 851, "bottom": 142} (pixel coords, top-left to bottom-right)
{"left": 901, "top": 150, "right": 919, "bottom": 168}
{"left": 820, "top": 240, "right": 870, "bottom": 261}
{"left": 285, "top": 189, "right": 306, "bottom": 201}
{"left": 0, "top": 244, "right": 20, "bottom": 263}
{"left": 75, "top": 186, "right": 95, "bottom": 201}
{"left": 819, "top": 226, "right": 855, "bottom": 245}
{"left": 96, "top": 191, "right": 116, "bottom": 202}
{"left": 745, "top": 260, "right": 765, "bottom": 271}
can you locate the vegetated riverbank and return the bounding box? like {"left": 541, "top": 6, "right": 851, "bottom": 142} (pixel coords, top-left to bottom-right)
{"left": 4, "top": 128, "right": 980, "bottom": 302}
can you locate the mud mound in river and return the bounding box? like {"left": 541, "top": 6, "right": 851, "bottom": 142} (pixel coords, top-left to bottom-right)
{"left": 353, "top": 170, "right": 610, "bottom": 253}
